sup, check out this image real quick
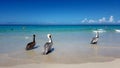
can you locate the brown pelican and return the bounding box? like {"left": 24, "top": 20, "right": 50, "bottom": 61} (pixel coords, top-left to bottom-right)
{"left": 26, "top": 34, "right": 36, "bottom": 50}
{"left": 91, "top": 31, "right": 99, "bottom": 44}
{"left": 43, "top": 34, "right": 53, "bottom": 55}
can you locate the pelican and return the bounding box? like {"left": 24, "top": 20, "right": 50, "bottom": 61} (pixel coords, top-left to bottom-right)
{"left": 43, "top": 34, "right": 53, "bottom": 55}
{"left": 91, "top": 31, "right": 99, "bottom": 44}
{"left": 26, "top": 34, "right": 36, "bottom": 50}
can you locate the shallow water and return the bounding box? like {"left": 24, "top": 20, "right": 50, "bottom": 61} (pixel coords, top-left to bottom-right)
{"left": 0, "top": 25, "right": 120, "bottom": 66}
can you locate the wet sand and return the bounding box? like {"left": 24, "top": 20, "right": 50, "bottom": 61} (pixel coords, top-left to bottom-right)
{"left": 0, "top": 59, "right": 120, "bottom": 68}
{"left": 1, "top": 44, "right": 120, "bottom": 67}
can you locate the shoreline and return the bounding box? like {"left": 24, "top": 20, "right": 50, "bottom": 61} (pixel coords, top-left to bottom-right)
{"left": 0, "top": 58, "right": 120, "bottom": 68}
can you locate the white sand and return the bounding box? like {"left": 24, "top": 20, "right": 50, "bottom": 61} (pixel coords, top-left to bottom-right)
{"left": 0, "top": 59, "right": 120, "bottom": 68}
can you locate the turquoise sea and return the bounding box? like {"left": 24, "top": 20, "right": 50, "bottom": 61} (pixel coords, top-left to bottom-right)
{"left": 0, "top": 25, "right": 120, "bottom": 66}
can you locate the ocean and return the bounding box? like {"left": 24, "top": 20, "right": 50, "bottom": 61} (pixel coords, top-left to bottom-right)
{"left": 0, "top": 25, "right": 120, "bottom": 66}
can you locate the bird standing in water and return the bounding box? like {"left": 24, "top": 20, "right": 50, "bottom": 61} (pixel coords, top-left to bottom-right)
{"left": 43, "top": 34, "right": 53, "bottom": 55}
{"left": 26, "top": 34, "right": 36, "bottom": 50}
{"left": 91, "top": 31, "right": 99, "bottom": 44}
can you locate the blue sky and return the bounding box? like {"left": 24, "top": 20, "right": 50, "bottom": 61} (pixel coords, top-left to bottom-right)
{"left": 0, "top": 0, "right": 120, "bottom": 24}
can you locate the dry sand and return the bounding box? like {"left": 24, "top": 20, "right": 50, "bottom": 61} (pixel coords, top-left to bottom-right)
{"left": 0, "top": 59, "right": 120, "bottom": 68}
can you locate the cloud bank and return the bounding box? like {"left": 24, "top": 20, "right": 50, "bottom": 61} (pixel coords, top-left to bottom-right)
{"left": 81, "top": 16, "right": 117, "bottom": 23}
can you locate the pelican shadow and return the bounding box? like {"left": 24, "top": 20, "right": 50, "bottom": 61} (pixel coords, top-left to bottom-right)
{"left": 45, "top": 48, "right": 55, "bottom": 55}
{"left": 26, "top": 45, "right": 40, "bottom": 50}
{"left": 33, "top": 45, "right": 40, "bottom": 49}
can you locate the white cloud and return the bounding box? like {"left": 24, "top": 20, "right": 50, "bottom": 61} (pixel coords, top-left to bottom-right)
{"left": 81, "top": 16, "right": 116, "bottom": 23}
{"left": 81, "top": 18, "right": 96, "bottom": 23}
{"left": 88, "top": 19, "right": 96, "bottom": 23}
{"left": 109, "top": 16, "right": 114, "bottom": 22}
{"left": 99, "top": 17, "right": 106, "bottom": 23}
{"left": 81, "top": 18, "right": 88, "bottom": 23}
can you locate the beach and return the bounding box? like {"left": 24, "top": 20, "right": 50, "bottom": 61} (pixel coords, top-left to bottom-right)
{"left": 0, "top": 25, "right": 120, "bottom": 67}
{"left": 0, "top": 59, "right": 120, "bottom": 68}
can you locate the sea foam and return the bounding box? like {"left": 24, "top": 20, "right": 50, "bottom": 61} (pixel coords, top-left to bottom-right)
{"left": 115, "top": 29, "right": 120, "bottom": 33}
{"left": 93, "top": 29, "right": 106, "bottom": 33}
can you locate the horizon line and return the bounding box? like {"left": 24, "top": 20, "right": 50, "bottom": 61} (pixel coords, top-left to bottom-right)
{"left": 0, "top": 23, "right": 120, "bottom": 26}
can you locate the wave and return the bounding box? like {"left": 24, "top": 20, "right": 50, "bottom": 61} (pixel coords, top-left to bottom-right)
{"left": 115, "top": 29, "right": 120, "bottom": 33}
{"left": 93, "top": 29, "right": 106, "bottom": 33}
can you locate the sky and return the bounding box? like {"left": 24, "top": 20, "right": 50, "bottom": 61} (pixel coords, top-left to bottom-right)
{"left": 0, "top": 0, "right": 120, "bottom": 25}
